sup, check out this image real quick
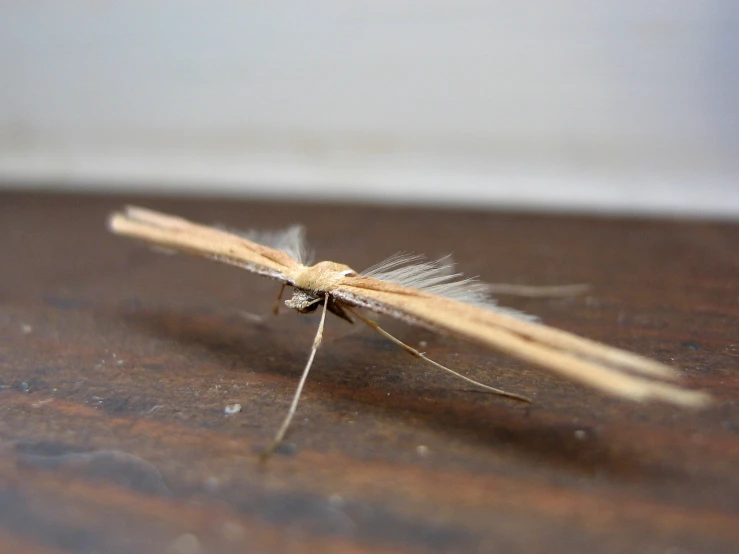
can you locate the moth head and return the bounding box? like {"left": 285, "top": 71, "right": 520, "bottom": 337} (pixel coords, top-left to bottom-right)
{"left": 285, "top": 288, "right": 322, "bottom": 313}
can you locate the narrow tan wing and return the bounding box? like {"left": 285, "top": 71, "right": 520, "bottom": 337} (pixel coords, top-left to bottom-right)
{"left": 333, "top": 277, "right": 710, "bottom": 407}
{"left": 108, "top": 206, "right": 303, "bottom": 283}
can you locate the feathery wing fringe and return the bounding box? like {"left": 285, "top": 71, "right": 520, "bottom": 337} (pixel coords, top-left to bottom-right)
{"left": 227, "top": 225, "right": 313, "bottom": 265}
{"left": 362, "top": 253, "right": 537, "bottom": 320}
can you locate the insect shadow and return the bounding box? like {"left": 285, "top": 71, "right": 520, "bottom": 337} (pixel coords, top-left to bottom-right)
{"left": 120, "top": 304, "right": 689, "bottom": 483}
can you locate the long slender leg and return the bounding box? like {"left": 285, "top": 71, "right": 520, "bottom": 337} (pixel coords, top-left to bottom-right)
{"left": 272, "top": 282, "right": 287, "bottom": 315}
{"left": 260, "top": 297, "right": 330, "bottom": 460}
{"left": 346, "top": 307, "right": 531, "bottom": 403}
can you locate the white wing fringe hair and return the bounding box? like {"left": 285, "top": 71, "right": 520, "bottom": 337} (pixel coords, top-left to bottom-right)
{"left": 108, "top": 207, "right": 711, "bottom": 456}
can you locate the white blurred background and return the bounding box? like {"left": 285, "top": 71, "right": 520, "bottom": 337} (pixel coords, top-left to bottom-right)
{"left": 1, "top": 1, "right": 737, "bottom": 218}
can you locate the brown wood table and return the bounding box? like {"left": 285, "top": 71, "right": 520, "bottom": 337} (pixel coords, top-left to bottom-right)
{"left": 0, "top": 191, "right": 737, "bottom": 553}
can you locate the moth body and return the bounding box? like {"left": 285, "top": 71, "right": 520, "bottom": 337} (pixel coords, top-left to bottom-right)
{"left": 108, "top": 206, "right": 711, "bottom": 457}
{"left": 292, "top": 260, "right": 357, "bottom": 291}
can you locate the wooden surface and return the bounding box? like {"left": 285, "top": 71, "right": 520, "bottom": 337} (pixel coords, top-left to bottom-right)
{"left": 0, "top": 191, "right": 737, "bottom": 553}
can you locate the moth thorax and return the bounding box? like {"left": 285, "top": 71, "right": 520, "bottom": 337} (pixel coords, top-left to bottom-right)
{"left": 293, "top": 260, "right": 356, "bottom": 292}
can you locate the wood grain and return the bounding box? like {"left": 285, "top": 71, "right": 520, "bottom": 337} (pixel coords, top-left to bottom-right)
{"left": 0, "top": 191, "right": 737, "bottom": 553}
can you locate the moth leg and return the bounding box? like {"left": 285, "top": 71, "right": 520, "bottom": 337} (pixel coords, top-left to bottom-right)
{"left": 345, "top": 307, "right": 531, "bottom": 403}
{"left": 260, "top": 296, "right": 330, "bottom": 460}
{"left": 326, "top": 296, "right": 354, "bottom": 323}
{"left": 272, "top": 282, "right": 287, "bottom": 315}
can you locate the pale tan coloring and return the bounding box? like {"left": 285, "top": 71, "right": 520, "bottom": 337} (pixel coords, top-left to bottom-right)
{"left": 109, "top": 206, "right": 711, "bottom": 457}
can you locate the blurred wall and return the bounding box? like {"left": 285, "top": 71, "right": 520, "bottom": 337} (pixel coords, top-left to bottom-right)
{"left": 1, "top": 1, "right": 737, "bottom": 217}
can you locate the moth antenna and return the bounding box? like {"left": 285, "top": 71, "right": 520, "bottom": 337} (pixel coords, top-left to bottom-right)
{"left": 260, "top": 297, "right": 329, "bottom": 460}
{"left": 345, "top": 307, "right": 531, "bottom": 403}
{"left": 483, "top": 283, "right": 590, "bottom": 297}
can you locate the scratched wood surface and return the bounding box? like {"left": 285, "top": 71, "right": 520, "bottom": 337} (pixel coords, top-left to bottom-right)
{"left": 0, "top": 191, "right": 737, "bottom": 554}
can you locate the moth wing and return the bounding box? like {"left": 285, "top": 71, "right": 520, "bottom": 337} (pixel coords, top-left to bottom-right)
{"left": 333, "top": 276, "right": 709, "bottom": 407}
{"left": 108, "top": 206, "right": 303, "bottom": 283}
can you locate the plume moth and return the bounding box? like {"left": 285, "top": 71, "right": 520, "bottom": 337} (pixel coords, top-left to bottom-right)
{"left": 109, "top": 206, "right": 710, "bottom": 457}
